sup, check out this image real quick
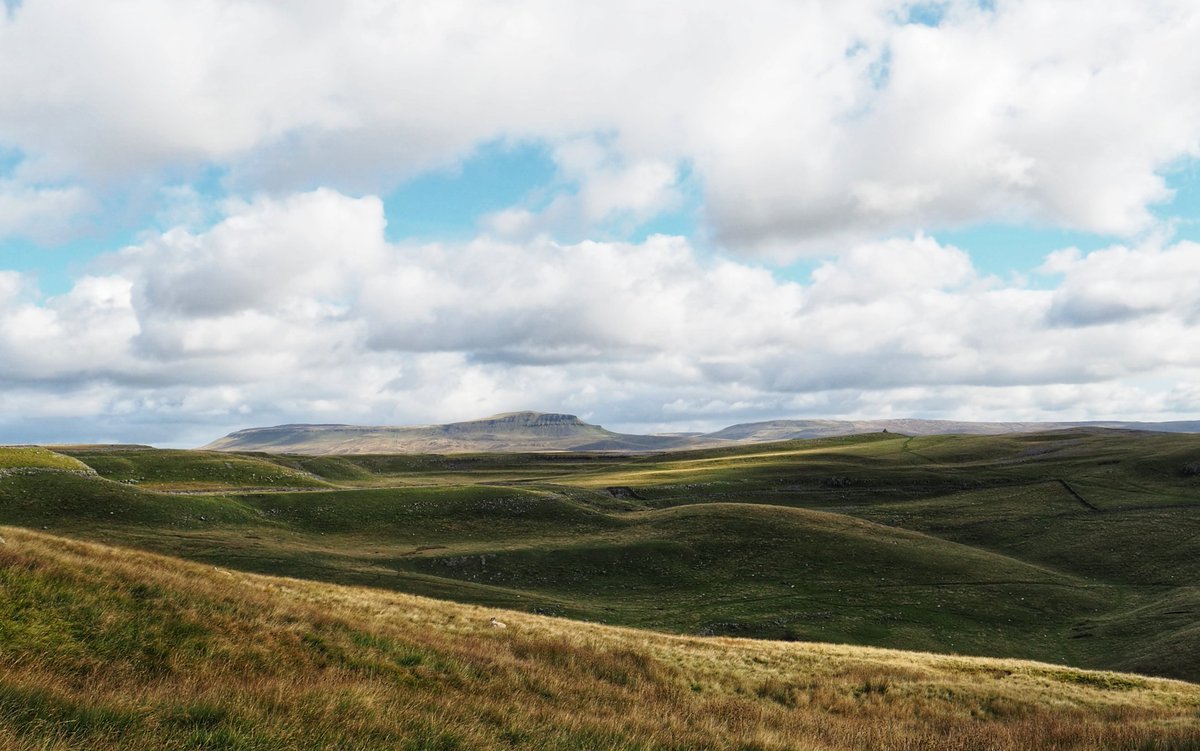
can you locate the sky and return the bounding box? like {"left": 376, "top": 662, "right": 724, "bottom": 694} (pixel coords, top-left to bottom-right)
{"left": 2, "top": 0, "right": 1199, "bottom": 447}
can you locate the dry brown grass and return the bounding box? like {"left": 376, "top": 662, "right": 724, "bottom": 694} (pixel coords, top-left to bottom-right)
{"left": 0, "top": 524, "right": 1197, "bottom": 750}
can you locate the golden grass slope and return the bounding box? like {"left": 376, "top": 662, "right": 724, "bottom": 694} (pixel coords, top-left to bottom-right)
{"left": 1, "top": 526, "right": 1197, "bottom": 750}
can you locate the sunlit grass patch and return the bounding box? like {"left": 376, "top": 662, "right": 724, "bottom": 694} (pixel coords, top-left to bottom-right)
{"left": 0, "top": 446, "right": 90, "bottom": 471}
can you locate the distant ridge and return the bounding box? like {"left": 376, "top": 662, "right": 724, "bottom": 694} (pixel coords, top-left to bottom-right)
{"left": 202, "top": 411, "right": 696, "bottom": 454}
{"left": 706, "top": 418, "right": 1200, "bottom": 442}
{"left": 203, "top": 412, "right": 1200, "bottom": 455}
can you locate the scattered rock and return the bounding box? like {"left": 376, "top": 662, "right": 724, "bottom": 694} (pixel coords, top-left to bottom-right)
{"left": 606, "top": 486, "right": 645, "bottom": 500}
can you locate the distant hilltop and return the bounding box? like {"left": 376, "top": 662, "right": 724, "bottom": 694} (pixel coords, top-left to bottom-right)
{"left": 704, "top": 418, "right": 1200, "bottom": 442}
{"left": 201, "top": 411, "right": 1200, "bottom": 455}
{"left": 202, "top": 411, "right": 687, "bottom": 454}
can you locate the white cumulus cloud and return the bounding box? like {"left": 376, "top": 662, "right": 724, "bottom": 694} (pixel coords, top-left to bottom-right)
{"left": 1, "top": 187, "right": 1198, "bottom": 443}
{"left": 1, "top": 1, "right": 1198, "bottom": 250}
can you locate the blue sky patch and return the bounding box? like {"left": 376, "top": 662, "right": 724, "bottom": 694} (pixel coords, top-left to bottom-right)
{"left": 904, "top": 2, "right": 948, "bottom": 27}
{"left": 938, "top": 224, "right": 1114, "bottom": 282}
{"left": 1160, "top": 158, "right": 1200, "bottom": 244}
{"left": 382, "top": 140, "right": 557, "bottom": 242}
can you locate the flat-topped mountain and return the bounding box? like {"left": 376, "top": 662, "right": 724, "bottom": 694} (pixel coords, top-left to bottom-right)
{"left": 202, "top": 411, "right": 695, "bottom": 454}
{"left": 203, "top": 412, "right": 1200, "bottom": 454}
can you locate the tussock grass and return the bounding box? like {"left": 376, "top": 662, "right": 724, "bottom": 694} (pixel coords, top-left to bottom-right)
{"left": 0, "top": 525, "right": 1197, "bottom": 750}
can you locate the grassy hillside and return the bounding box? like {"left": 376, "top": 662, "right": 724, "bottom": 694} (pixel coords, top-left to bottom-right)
{"left": 407, "top": 503, "right": 1113, "bottom": 662}
{"left": 57, "top": 447, "right": 328, "bottom": 491}
{"left": 1, "top": 526, "right": 1197, "bottom": 751}
{"left": 6, "top": 428, "right": 1200, "bottom": 684}
{"left": 0, "top": 446, "right": 91, "bottom": 472}
{"left": 0, "top": 474, "right": 1112, "bottom": 667}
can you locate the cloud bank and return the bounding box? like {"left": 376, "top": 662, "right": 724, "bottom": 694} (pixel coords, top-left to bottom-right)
{"left": 2, "top": 190, "right": 1197, "bottom": 444}
{"left": 1, "top": 0, "right": 1199, "bottom": 252}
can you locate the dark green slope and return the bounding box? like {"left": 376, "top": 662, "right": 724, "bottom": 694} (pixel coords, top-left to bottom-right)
{"left": 405, "top": 503, "right": 1111, "bottom": 665}
{"left": 0, "top": 471, "right": 264, "bottom": 529}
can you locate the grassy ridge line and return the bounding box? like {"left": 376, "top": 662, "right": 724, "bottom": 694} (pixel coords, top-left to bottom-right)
{"left": 56, "top": 447, "right": 330, "bottom": 491}
{"left": 0, "top": 446, "right": 91, "bottom": 472}
{"left": 0, "top": 526, "right": 1197, "bottom": 751}
{"left": 562, "top": 430, "right": 1200, "bottom": 499}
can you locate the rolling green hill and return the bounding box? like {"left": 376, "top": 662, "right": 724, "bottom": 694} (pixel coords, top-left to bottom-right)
{"left": 0, "top": 445, "right": 92, "bottom": 472}
{"left": 56, "top": 446, "right": 329, "bottom": 491}
{"left": 3, "top": 428, "right": 1199, "bottom": 684}
{"left": 1, "top": 526, "right": 1197, "bottom": 750}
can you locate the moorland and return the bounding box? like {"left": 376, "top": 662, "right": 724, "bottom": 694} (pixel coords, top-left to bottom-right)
{"left": 2, "top": 427, "right": 1200, "bottom": 748}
